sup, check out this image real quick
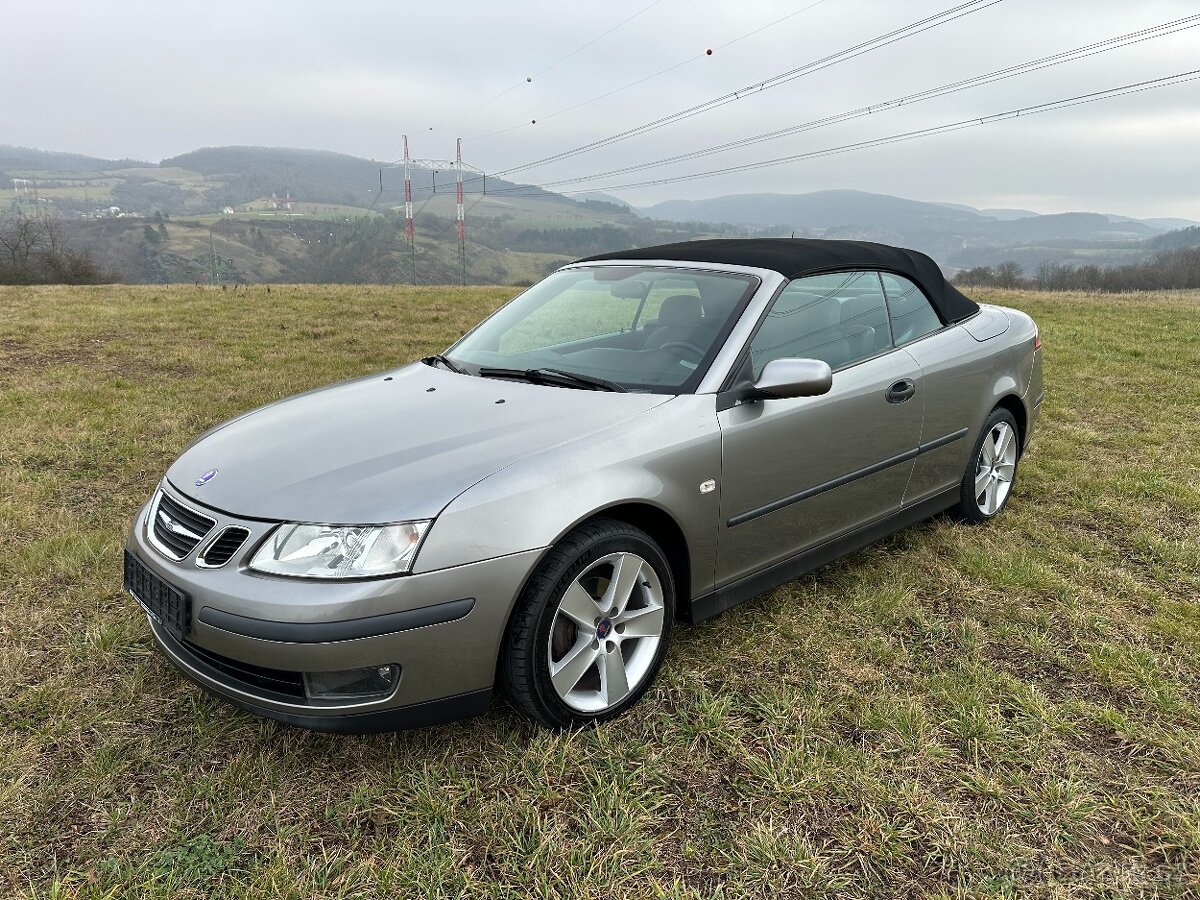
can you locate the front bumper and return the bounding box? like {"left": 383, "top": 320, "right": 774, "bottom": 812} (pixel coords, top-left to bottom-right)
{"left": 147, "top": 619, "right": 493, "bottom": 732}
{"left": 126, "top": 484, "right": 544, "bottom": 731}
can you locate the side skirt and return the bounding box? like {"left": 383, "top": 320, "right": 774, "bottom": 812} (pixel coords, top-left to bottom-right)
{"left": 685, "top": 488, "right": 958, "bottom": 625}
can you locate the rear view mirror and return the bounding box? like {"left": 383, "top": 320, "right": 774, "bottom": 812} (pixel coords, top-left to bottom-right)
{"left": 752, "top": 358, "right": 832, "bottom": 399}
{"left": 609, "top": 280, "right": 650, "bottom": 300}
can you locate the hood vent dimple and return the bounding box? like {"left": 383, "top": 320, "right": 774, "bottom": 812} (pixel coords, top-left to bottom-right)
{"left": 197, "top": 526, "right": 251, "bottom": 568}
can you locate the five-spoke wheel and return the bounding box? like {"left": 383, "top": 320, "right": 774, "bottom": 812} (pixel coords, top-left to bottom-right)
{"left": 547, "top": 552, "right": 665, "bottom": 713}
{"left": 974, "top": 420, "right": 1017, "bottom": 515}
{"left": 501, "top": 519, "right": 674, "bottom": 727}
{"left": 955, "top": 406, "right": 1021, "bottom": 523}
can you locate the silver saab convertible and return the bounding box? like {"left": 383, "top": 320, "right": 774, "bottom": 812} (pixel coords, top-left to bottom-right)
{"left": 124, "top": 239, "right": 1043, "bottom": 731}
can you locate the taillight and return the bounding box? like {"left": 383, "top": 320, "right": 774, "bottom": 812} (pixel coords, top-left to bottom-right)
{"left": 1033, "top": 328, "right": 1042, "bottom": 351}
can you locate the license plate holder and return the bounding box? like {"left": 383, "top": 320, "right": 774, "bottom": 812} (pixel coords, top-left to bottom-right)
{"left": 124, "top": 550, "right": 191, "bottom": 640}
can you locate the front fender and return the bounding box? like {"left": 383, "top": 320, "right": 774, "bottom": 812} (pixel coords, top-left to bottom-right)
{"left": 413, "top": 396, "right": 722, "bottom": 599}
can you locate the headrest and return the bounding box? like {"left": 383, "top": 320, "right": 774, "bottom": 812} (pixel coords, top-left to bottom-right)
{"left": 839, "top": 294, "right": 883, "bottom": 326}
{"left": 778, "top": 291, "right": 838, "bottom": 329}
{"left": 657, "top": 294, "right": 703, "bottom": 328}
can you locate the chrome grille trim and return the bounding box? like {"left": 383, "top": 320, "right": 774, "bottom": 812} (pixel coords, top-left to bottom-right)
{"left": 196, "top": 526, "right": 251, "bottom": 569}
{"left": 146, "top": 489, "right": 216, "bottom": 561}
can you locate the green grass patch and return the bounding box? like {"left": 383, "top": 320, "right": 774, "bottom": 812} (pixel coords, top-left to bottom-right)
{"left": 1, "top": 285, "right": 1197, "bottom": 897}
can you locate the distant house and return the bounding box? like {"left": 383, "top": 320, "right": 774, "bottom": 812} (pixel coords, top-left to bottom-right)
{"left": 222, "top": 207, "right": 235, "bottom": 215}
{"left": 266, "top": 192, "right": 294, "bottom": 211}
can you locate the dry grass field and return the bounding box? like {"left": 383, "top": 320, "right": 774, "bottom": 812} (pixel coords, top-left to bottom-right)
{"left": 1, "top": 284, "right": 1197, "bottom": 898}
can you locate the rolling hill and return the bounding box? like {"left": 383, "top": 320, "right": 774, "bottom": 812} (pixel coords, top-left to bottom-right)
{"left": 4, "top": 145, "right": 1197, "bottom": 283}
{"left": 640, "top": 189, "right": 1194, "bottom": 273}
{"left": 643, "top": 190, "right": 981, "bottom": 234}
{"left": 2, "top": 144, "right": 687, "bottom": 283}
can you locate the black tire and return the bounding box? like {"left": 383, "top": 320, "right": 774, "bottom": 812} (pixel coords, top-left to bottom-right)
{"left": 500, "top": 517, "right": 674, "bottom": 728}
{"left": 953, "top": 406, "right": 1021, "bottom": 524}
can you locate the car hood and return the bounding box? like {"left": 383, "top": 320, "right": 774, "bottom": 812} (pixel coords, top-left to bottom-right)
{"left": 167, "top": 363, "right": 670, "bottom": 523}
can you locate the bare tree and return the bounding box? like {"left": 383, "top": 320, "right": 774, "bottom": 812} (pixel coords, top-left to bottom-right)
{"left": 0, "top": 212, "right": 114, "bottom": 284}
{"left": 959, "top": 248, "right": 1200, "bottom": 292}
{"left": 993, "top": 260, "right": 1023, "bottom": 289}
{"left": 0, "top": 212, "right": 49, "bottom": 277}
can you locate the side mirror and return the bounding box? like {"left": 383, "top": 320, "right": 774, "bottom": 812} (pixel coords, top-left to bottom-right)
{"left": 751, "top": 358, "right": 832, "bottom": 399}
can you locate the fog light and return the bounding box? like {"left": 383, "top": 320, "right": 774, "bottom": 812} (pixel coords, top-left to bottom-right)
{"left": 303, "top": 665, "right": 399, "bottom": 701}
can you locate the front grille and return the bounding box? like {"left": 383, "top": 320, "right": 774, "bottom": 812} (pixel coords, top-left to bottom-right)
{"left": 198, "top": 526, "right": 250, "bottom": 568}
{"left": 180, "top": 638, "right": 307, "bottom": 699}
{"left": 150, "top": 490, "right": 215, "bottom": 560}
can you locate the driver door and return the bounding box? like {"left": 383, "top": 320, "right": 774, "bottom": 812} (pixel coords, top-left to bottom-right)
{"left": 716, "top": 271, "right": 924, "bottom": 585}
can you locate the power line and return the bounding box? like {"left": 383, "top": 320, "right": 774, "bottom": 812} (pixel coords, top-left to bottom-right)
{"left": 464, "top": 68, "right": 1200, "bottom": 197}
{"left": 411, "top": 190, "right": 646, "bottom": 232}
{"left": 426, "top": 0, "right": 665, "bottom": 133}
{"left": 489, "top": 0, "right": 1004, "bottom": 179}
{"left": 407, "top": 190, "right": 635, "bottom": 227}
{"left": 468, "top": 0, "right": 835, "bottom": 142}
{"left": 425, "top": 195, "right": 487, "bottom": 242}
{"left": 529, "top": 0, "right": 665, "bottom": 80}
{"left": 527, "top": 13, "right": 1200, "bottom": 189}
{"left": 385, "top": 73, "right": 1200, "bottom": 274}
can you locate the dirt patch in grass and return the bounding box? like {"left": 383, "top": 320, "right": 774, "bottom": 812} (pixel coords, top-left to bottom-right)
{"left": 0, "top": 333, "right": 197, "bottom": 381}
{"left": 0, "top": 336, "right": 105, "bottom": 372}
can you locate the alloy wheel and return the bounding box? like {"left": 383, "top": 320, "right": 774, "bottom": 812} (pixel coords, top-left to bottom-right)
{"left": 974, "top": 420, "right": 1017, "bottom": 515}
{"left": 546, "top": 552, "right": 665, "bottom": 713}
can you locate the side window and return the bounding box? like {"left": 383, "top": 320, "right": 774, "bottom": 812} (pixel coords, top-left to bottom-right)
{"left": 880, "top": 273, "right": 942, "bottom": 345}
{"left": 748, "top": 271, "right": 892, "bottom": 377}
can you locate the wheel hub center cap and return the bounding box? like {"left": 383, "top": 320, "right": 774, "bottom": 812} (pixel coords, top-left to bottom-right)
{"left": 596, "top": 618, "right": 613, "bottom": 639}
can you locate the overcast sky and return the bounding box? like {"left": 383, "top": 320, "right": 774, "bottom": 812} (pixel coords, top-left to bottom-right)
{"left": 4, "top": 0, "right": 1198, "bottom": 217}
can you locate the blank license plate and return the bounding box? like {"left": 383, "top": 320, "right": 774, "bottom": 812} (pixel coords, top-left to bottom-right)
{"left": 124, "top": 550, "right": 191, "bottom": 640}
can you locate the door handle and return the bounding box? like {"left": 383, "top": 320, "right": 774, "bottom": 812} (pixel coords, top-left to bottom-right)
{"left": 885, "top": 379, "right": 916, "bottom": 403}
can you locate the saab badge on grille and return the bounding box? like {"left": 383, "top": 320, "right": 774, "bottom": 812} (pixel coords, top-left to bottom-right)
{"left": 195, "top": 469, "right": 218, "bottom": 487}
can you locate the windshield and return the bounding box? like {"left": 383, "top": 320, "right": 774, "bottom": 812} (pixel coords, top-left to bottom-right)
{"left": 445, "top": 266, "right": 758, "bottom": 393}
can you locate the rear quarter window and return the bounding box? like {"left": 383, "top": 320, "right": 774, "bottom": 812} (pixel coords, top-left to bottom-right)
{"left": 880, "top": 272, "right": 943, "bottom": 345}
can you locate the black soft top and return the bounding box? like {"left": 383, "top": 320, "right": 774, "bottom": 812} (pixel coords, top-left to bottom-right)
{"left": 576, "top": 238, "right": 979, "bottom": 324}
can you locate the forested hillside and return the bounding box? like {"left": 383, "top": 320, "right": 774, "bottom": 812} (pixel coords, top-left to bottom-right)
{"left": 3, "top": 145, "right": 1197, "bottom": 285}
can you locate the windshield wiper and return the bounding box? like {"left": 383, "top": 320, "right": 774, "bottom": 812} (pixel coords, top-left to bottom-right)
{"left": 422, "top": 354, "right": 465, "bottom": 374}
{"left": 476, "top": 366, "right": 627, "bottom": 393}
{"left": 534, "top": 367, "right": 629, "bottom": 393}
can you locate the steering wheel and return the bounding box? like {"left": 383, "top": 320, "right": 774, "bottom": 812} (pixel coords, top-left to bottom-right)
{"left": 658, "top": 340, "right": 707, "bottom": 361}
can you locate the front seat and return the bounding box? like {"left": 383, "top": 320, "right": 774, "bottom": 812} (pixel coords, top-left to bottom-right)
{"left": 643, "top": 294, "right": 706, "bottom": 350}
{"left": 838, "top": 295, "right": 885, "bottom": 358}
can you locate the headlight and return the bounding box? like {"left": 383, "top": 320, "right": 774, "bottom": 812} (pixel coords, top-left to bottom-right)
{"left": 248, "top": 521, "right": 430, "bottom": 579}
